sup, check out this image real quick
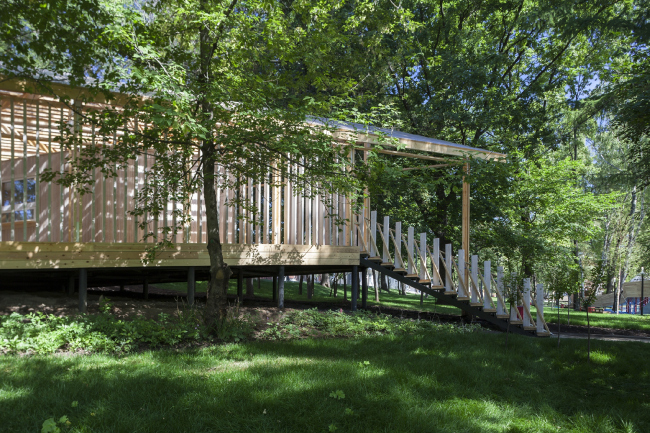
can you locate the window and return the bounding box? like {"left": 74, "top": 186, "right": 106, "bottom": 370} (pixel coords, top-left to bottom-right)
{"left": 2, "top": 179, "right": 36, "bottom": 223}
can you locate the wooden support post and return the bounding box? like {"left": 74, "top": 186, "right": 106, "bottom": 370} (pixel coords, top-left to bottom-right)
{"left": 361, "top": 267, "right": 368, "bottom": 309}
{"left": 445, "top": 244, "right": 453, "bottom": 293}
{"left": 536, "top": 283, "right": 548, "bottom": 334}
{"left": 471, "top": 255, "right": 479, "bottom": 304}
{"left": 187, "top": 266, "right": 195, "bottom": 306}
{"left": 523, "top": 278, "right": 532, "bottom": 328}
{"left": 143, "top": 276, "right": 149, "bottom": 300}
{"left": 382, "top": 216, "right": 390, "bottom": 263}
{"left": 433, "top": 238, "right": 440, "bottom": 286}
{"left": 370, "top": 211, "right": 377, "bottom": 257}
{"left": 458, "top": 249, "right": 467, "bottom": 298}
{"left": 351, "top": 265, "right": 359, "bottom": 311}
{"left": 78, "top": 268, "right": 87, "bottom": 313}
{"left": 462, "top": 162, "right": 470, "bottom": 285}
{"left": 394, "top": 222, "right": 402, "bottom": 269}
{"left": 278, "top": 266, "right": 285, "bottom": 308}
{"left": 272, "top": 275, "right": 278, "bottom": 302}
{"left": 419, "top": 233, "right": 427, "bottom": 281}
{"left": 407, "top": 226, "right": 415, "bottom": 275}
{"left": 483, "top": 261, "right": 492, "bottom": 310}
{"left": 496, "top": 266, "right": 506, "bottom": 316}
{"left": 68, "top": 274, "right": 75, "bottom": 296}
{"left": 237, "top": 270, "right": 243, "bottom": 304}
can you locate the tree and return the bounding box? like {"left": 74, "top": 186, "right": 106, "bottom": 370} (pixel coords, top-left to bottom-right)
{"left": 11, "top": 0, "right": 383, "bottom": 328}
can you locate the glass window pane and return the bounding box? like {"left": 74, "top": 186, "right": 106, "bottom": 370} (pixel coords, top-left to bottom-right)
{"left": 25, "top": 209, "right": 34, "bottom": 220}
{"left": 26, "top": 179, "right": 36, "bottom": 203}
{"left": 2, "top": 182, "right": 10, "bottom": 207}
{"left": 15, "top": 210, "right": 24, "bottom": 221}
{"left": 13, "top": 180, "right": 24, "bottom": 204}
{"left": 1, "top": 213, "right": 9, "bottom": 223}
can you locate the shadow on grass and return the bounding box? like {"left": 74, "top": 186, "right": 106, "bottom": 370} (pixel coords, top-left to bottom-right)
{"left": 1, "top": 332, "right": 649, "bottom": 432}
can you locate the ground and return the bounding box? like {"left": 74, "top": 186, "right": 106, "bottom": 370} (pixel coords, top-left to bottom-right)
{"left": 2, "top": 285, "right": 650, "bottom": 432}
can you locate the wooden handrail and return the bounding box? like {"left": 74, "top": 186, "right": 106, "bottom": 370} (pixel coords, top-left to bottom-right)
{"left": 388, "top": 228, "right": 405, "bottom": 269}
{"left": 466, "top": 267, "right": 483, "bottom": 302}
{"left": 437, "top": 251, "right": 457, "bottom": 292}
{"left": 375, "top": 223, "right": 393, "bottom": 263}
{"left": 425, "top": 245, "right": 444, "bottom": 284}
{"left": 413, "top": 238, "right": 432, "bottom": 282}
{"left": 399, "top": 232, "right": 418, "bottom": 274}
{"left": 478, "top": 271, "right": 497, "bottom": 309}
{"left": 364, "top": 218, "right": 381, "bottom": 257}
{"left": 450, "top": 256, "right": 470, "bottom": 296}
{"left": 491, "top": 274, "right": 507, "bottom": 312}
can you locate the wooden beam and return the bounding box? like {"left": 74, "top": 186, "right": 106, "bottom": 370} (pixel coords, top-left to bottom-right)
{"left": 462, "top": 162, "right": 470, "bottom": 284}
{"left": 401, "top": 164, "right": 456, "bottom": 171}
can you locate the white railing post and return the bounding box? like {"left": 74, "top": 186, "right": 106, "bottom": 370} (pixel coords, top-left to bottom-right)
{"left": 445, "top": 243, "right": 452, "bottom": 293}
{"left": 509, "top": 274, "right": 519, "bottom": 321}
{"left": 407, "top": 226, "right": 415, "bottom": 275}
{"left": 523, "top": 278, "right": 532, "bottom": 327}
{"left": 536, "top": 283, "right": 546, "bottom": 334}
{"left": 458, "top": 249, "right": 467, "bottom": 298}
{"left": 432, "top": 238, "right": 440, "bottom": 285}
{"left": 471, "top": 254, "right": 479, "bottom": 303}
{"left": 382, "top": 216, "right": 390, "bottom": 263}
{"left": 419, "top": 233, "right": 427, "bottom": 280}
{"left": 370, "top": 211, "right": 377, "bottom": 257}
{"left": 483, "top": 261, "right": 491, "bottom": 310}
{"left": 394, "top": 221, "right": 402, "bottom": 269}
{"left": 497, "top": 266, "right": 506, "bottom": 315}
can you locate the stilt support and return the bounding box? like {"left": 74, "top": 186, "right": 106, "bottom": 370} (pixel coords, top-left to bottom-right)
{"left": 351, "top": 265, "right": 359, "bottom": 311}
{"left": 187, "top": 266, "right": 195, "bottom": 306}
{"left": 78, "top": 269, "right": 87, "bottom": 313}
{"left": 361, "top": 267, "right": 368, "bottom": 309}
{"left": 278, "top": 266, "right": 285, "bottom": 308}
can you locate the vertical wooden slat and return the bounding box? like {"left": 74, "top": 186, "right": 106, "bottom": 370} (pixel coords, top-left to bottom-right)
{"left": 483, "top": 261, "right": 492, "bottom": 310}
{"left": 458, "top": 249, "right": 467, "bottom": 298}
{"left": 283, "top": 170, "right": 290, "bottom": 244}
{"left": 0, "top": 96, "right": 3, "bottom": 242}
{"left": 497, "top": 266, "right": 506, "bottom": 315}
{"left": 90, "top": 122, "right": 96, "bottom": 242}
{"left": 395, "top": 221, "right": 404, "bottom": 269}
{"left": 22, "top": 99, "right": 28, "bottom": 241}
{"left": 433, "top": 238, "right": 440, "bottom": 286}
{"left": 471, "top": 254, "right": 479, "bottom": 303}
{"left": 407, "top": 226, "right": 414, "bottom": 275}
{"left": 272, "top": 167, "right": 281, "bottom": 244}
{"left": 263, "top": 172, "right": 270, "bottom": 244}
{"left": 112, "top": 131, "right": 118, "bottom": 242}
{"left": 47, "top": 104, "right": 52, "bottom": 241}
{"left": 60, "top": 106, "right": 65, "bottom": 242}
{"left": 419, "top": 233, "right": 427, "bottom": 280}
{"left": 35, "top": 101, "right": 40, "bottom": 241}
{"left": 10, "top": 99, "right": 16, "bottom": 241}
{"left": 382, "top": 216, "right": 390, "bottom": 263}
{"left": 445, "top": 244, "right": 452, "bottom": 293}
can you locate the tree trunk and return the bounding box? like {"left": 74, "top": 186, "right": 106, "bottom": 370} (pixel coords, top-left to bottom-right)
{"left": 344, "top": 273, "right": 348, "bottom": 301}
{"left": 381, "top": 273, "right": 388, "bottom": 292}
{"left": 333, "top": 276, "right": 338, "bottom": 297}
{"left": 202, "top": 144, "right": 232, "bottom": 328}
{"left": 246, "top": 278, "right": 254, "bottom": 298}
{"left": 299, "top": 275, "right": 304, "bottom": 295}
{"left": 321, "top": 273, "right": 330, "bottom": 288}
{"left": 307, "top": 274, "right": 314, "bottom": 299}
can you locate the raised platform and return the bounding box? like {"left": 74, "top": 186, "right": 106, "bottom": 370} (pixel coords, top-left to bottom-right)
{"left": 0, "top": 242, "right": 360, "bottom": 269}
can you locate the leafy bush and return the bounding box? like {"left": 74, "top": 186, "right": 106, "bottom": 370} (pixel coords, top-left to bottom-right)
{"left": 0, "top": 307, "right": 254, "bottom": 354}
{"left": 259, "top": 308, "right": 480, "bottom": 340}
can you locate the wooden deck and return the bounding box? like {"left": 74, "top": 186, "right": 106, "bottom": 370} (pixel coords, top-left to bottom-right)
{"left": 0, "top": 242, "right": 360, "bottom": 270}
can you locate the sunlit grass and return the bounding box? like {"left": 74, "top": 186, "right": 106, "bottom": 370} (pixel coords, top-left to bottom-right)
{"left": 1, "top": 330, "right": 649, "bottom": 432}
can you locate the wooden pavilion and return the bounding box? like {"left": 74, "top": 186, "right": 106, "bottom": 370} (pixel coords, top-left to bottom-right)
{"left": 0, "top": 78, "right": 550, "bottom": 336}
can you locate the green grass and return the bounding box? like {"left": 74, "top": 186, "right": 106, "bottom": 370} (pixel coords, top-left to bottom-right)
{"left": 537, "top": 307, "right": 650, "bottom": 332}
{"left": 1, "top": 327, "right": 649, "bottom": 432}
{"left": 156, "top": 278, "right": 462, "bottom": 315}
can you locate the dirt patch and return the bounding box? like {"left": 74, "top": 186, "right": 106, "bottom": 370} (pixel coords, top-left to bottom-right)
{"left": 0, "top": 289, "right": 184, "bottom": 320}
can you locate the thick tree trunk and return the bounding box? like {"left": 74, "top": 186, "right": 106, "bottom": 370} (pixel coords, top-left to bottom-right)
{"left": 202, "top": 146, "right": 232, "bottom": 328}
{"left": 321, "top": 273, "right": 330, "bottom": 288}
{"left": 298, "top": 275, "right": 304, "bottom": 295}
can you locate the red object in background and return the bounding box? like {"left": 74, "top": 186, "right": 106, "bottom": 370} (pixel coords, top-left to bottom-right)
{"left": 517, "top": 306, "right": 524, "bottom": 320}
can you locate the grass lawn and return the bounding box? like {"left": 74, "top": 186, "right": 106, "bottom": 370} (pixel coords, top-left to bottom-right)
{"left": 537, "top": 306, "right": 650, "bottom": 332}
{"left": 156, "top": 278, "right": 463, "bottom": 315}
{"left": 1, "top": 328, "right": 648, "bottom": 432}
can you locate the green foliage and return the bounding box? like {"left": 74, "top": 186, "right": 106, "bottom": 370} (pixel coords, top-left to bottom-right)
{"left": 259, "top": 308, "right": 480, "bottom": 341}
{"left": 0, "top": 309, "right": 253, "bottom": 355}
{"left": 41, "top": 415, "right": 70, "bottom": 433}
{"left": 329, "top": 390, "right": 345, "bottom": 400}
